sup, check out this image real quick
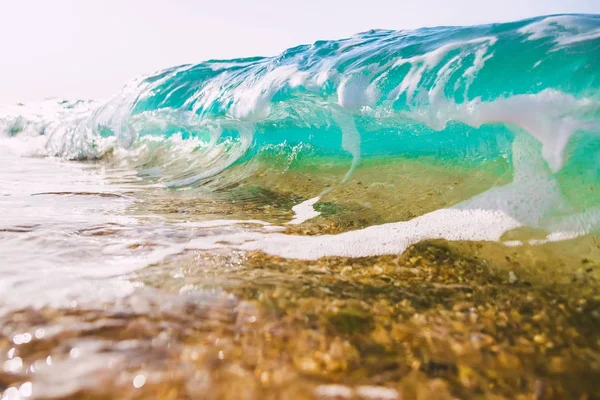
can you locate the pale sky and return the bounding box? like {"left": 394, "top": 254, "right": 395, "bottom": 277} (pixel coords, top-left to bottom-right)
{"left": 1, "top": 0, "right": 598, "bottom": 103}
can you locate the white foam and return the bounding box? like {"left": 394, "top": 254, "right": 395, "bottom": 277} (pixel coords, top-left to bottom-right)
{"left": 288, "top": 196, "right": 322, "bottom": 225}
{"left": 404, "top": 89, "right": 600, "bottom": 173}
{"left": 230, "top": 65, "right": 301, "bottom": 121}
{"left": 160, "top": 122, "right": 255, "bottom": 187}
{"left": 391, "top": 37, "right": 497, "bottom": 102}
{"left": 0, "top": 99, "right": 106, "bottom": 159}
{"left": 177, "top": 200, "right": 597, "bottom": 262}
{"left": 518, "top": 15, "right": 600, "bottom": 48}
{"left": 331, "top": 110, "right": 361, "bottom": 183}
{"left": 176, "top": 208, "right": 521, "bottom": 260}
{"left": 337, "top": 74, "right": 377, "bottom": 111}
{"left": 245, "top": 208, "right": 521, "bottom": 259}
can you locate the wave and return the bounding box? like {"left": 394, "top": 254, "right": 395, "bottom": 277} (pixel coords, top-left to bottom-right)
{"left": 2, "top": 14, "right": 600, "bottom": 246}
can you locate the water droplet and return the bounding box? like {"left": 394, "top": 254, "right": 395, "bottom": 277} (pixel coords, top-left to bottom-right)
{"left": 1, "top": 387, "right": 19, "bottom": 400}
{"left": 12, "top": 333, "right": 30, "bottom": 345}
{"left": 19, "top": 382, "right": 33, "bottom": 398}
{"left": 133, "top": 374, "right": 147, "bottom": 388}
{"left": 3, "top": 357, "right": 23, "bottom": 373}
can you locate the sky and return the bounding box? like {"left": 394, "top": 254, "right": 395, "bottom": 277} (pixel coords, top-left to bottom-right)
{"left": 1, "top": 0, "right": 599, "bottom": 103}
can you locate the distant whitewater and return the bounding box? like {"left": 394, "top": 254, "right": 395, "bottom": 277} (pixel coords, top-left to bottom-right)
{"left": 1, "top": 14, "right": 600, "bottom": 259}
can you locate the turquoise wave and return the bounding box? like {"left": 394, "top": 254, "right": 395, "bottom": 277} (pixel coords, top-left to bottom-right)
{"left": 1, "top": 14, "right": 600, "bottom": 237}
{"left": 118, "top": 14, "right": 599, "bottom": 176}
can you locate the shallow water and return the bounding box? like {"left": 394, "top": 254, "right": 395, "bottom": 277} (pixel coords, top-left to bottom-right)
{"left": 1, "top": 142, "right": 600, "bottom": 399}
{"left": 2, "top": 14, "right": 600, "bottom": 400}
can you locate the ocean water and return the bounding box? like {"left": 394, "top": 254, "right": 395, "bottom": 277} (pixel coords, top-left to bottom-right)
{"left": 1, "top": 14, "right": 600, "bottom": 399}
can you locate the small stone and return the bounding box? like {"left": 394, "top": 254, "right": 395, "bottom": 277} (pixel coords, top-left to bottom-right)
{"left": 533, "top": 334, "right": 546, "bottom": 345}
{"left": 296, "top": 357, "right": 320, "bottom": 374}
{"left": 372, "top": 266, "right": 384, "bottom": 274}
